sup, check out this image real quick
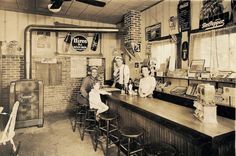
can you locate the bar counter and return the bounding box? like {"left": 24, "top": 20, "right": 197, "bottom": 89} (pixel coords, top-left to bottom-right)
{"left": 106, "top": 91, "right": 235, "bottom": 156}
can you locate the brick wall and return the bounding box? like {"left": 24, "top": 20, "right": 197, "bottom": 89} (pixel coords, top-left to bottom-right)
{"left": 0, "top": 55, "right": 104, "bottom": 114}
{"left": 124, "top": 10, "right": 141, "bottom": 45}
{"left": 122, "top": 10, "right": 143, "bottom": 79}
{"left": 32, "top": 57, "right": 84, "bottom": 113}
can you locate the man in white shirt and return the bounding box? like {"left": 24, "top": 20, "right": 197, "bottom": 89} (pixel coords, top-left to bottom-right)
{"left": 139, "top": 65, "right": 156, "bottom": 98}
{"left": 112, "top": 56, "right": 130, "bottom": 90}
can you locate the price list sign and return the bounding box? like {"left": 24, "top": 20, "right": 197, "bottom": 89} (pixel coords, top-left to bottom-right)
{"left": 178, "top": 0, "right": 191, "bottom": 32}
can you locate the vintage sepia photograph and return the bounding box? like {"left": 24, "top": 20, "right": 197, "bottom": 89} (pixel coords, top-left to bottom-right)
{"left": 0, "top": 0, "right": 235, "bottom": 156}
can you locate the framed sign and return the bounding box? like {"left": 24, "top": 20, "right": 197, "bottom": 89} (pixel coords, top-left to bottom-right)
{"left": 182, "top": 41, "right": 189, "bottom": 61}
{"left": 199, "top": 0, "right": 230, "bottom": 30}
{"left": 145, "top": 23, "right": 161, "bottom": 41}
{"left": 72, "top": 35, "right": 88, "bottom": 52}
{"left": 189, "top": 59, "right": 205, "bottom": 73}
{"left": 57, "top": 32, "right": 101, "bottom": 55}
{"left": 199, "top": 12, "right": 230, "bottom": 30}
{"left": 178, "top": 0, "right": 191, "bottom": 32}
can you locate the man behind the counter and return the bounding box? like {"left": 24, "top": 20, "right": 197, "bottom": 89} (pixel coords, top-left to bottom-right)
{"left": 112, "top": 56, "right": 130, "bottom": 90}
{"left": 77, "top": 66, "right": 98, "bottom": 106}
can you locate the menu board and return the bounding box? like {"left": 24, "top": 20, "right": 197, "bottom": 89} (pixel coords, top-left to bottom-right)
{"left": 178, "top": 0, "right": 191, "bottom": 32}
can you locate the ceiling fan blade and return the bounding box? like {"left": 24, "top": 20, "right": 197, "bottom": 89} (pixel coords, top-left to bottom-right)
{"left": 50, "top": 0, "right": 63, "bottom": 9}
{"left": 76, "top": 0, "right": 106, "bottom": 7}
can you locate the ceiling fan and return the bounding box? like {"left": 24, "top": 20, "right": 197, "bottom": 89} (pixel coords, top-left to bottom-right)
{"left": 48, "top": 0, "right": 106, "bottom": 13}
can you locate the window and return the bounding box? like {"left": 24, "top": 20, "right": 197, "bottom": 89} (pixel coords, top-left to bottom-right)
{"left": 151, "top": 40, "right": 177, "bottom": 71}
{"left": 190, "top": 26, "right": 236, "bottom": 72}
{"left": 35, "top": 62, "right": 62, "bottom": 86}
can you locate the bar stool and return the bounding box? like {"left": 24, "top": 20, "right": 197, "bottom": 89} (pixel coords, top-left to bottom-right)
{"left": 95, "top": 112, "right": 119, "bottom": 155}
{"left": 118, "top": 126, "right": 144, "bottom": 156}
{"left": 144, "top": 143, "right": 177, "bottom": 156}
{"left": 73, "top": 104, "right": 87, "bottom": 132}
{"left": 80, "top": 108, "right": 98, "bottom": 142}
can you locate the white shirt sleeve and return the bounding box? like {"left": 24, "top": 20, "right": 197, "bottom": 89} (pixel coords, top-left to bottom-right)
{"left": 138, "top": 78, "right": 144, "bottom": 93}
{"left": 89, "top": 90, "right": 101, "bottom": 108}
{"left": 151, "top": 77, "right": 157, "bottom": 91}
{"left": 124, "top": 65, "right": 130, "bottom": 84}
{"left": 113, "top": 67, "right": 119, "bottom": 77}
{"left": 98, "top": 90, "right": 111, "bottom": 95}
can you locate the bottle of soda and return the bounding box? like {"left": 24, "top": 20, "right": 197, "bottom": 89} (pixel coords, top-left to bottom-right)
{"left": 63, "top": 32, "right": 71, "bottom": 53}
{"left": 91, "top": 33, "right": 99, "bottom": 51}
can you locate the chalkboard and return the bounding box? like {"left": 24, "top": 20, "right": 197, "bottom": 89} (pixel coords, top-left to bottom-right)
{"left": 178, "top": 0, "right": 191, "bottom": 32}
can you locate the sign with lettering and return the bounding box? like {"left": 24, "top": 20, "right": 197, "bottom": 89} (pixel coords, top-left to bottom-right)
{"left": 72, "top": 35, "right": 88, "bottom": 52}
{"left": 199, "top": 0, "right": 230, "bottom": 30}
{"left": 145, "top": 23, "right": 161, "bottom": 41}
{"left": 178, "top": 0, "right": 191, "bottom": 32}
{"left": 199, "top": 12, "right": 229, "bottom": 30}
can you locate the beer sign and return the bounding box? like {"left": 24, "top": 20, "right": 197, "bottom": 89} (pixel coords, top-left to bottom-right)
{"left": 72, "top": 35, "right": 88, "bottom": 52}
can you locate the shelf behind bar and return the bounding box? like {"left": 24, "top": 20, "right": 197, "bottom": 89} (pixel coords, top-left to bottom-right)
{"left": 156, "top": 76, "right": 236, "bottom": 84}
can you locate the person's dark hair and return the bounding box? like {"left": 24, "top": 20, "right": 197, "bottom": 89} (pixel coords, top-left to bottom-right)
{"left": 141, "top": 65, "right": 151, "bottom": 74}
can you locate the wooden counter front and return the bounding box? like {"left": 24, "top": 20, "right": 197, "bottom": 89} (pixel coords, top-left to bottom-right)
{"left": 106, "top": 91, "right": 235, "bottom": 156}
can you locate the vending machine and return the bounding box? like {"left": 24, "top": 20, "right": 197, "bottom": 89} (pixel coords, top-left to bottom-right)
{"left": 9, "top": 80, "right": 44, "bottom": 128}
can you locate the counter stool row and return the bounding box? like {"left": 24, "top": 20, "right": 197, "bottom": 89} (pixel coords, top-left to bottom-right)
{"left": 73, "top": 104, "right": 177, "bottom": 156}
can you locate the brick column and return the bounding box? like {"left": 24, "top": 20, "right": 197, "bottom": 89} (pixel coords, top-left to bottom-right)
{"left": 123, "top": 10, "right": 141, "bottom": 47}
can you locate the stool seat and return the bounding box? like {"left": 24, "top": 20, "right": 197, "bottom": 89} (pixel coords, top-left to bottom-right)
{"left": 120, "top": 127, "right": 143, "bottom": 138}
{"left": 99, "top": 112, "right": 117, "bottom": 121}
{"left": 144, "top": 143, "right": 177, "bottom": 156}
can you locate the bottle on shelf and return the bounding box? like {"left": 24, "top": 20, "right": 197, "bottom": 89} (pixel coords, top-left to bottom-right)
{"left": 128, "top": 78, "right": 134, "bottom": 95}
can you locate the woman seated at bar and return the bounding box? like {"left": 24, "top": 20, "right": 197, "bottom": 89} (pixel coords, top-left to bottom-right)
{"left": 77, "top": 66, "right": 98, "bottom": 106}
{"left": 89, "top": 81, "right": 111, "bottom": 120}
{"left": 139, "top": 65, "right": 157, "bottom": 98}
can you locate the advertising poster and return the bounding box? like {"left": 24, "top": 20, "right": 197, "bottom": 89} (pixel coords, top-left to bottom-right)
{"left": 178, "top": 0, "right": 191, "bottom": 32}
{"left": 36, "top": 31, "right": 51, "bottom": 49}
{"left": 199, "top": 0, "right": 231, "bottom": 30}
{"left": 58, "top": 32, "right": 101, "bottom": 54}
{"left": 145, "top": 23, "right": 161, "bottom": 41}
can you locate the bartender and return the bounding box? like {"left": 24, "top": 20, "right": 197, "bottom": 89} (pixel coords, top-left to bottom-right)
{"left": 77, "top": 66, "right": 98, "bottom": 106}
{"left": 112, "top": 56, "right": 130, "bottom": 90}
{"left": 139, "top": 65, "right": 156, "bottom": 98}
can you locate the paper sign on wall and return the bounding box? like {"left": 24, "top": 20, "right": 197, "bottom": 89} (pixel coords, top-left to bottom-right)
{"left": 88, "top": 58, "right": 102, "bottom": 66}
{"left": 71, "top": 57, "right": 87, "bottom": 78}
